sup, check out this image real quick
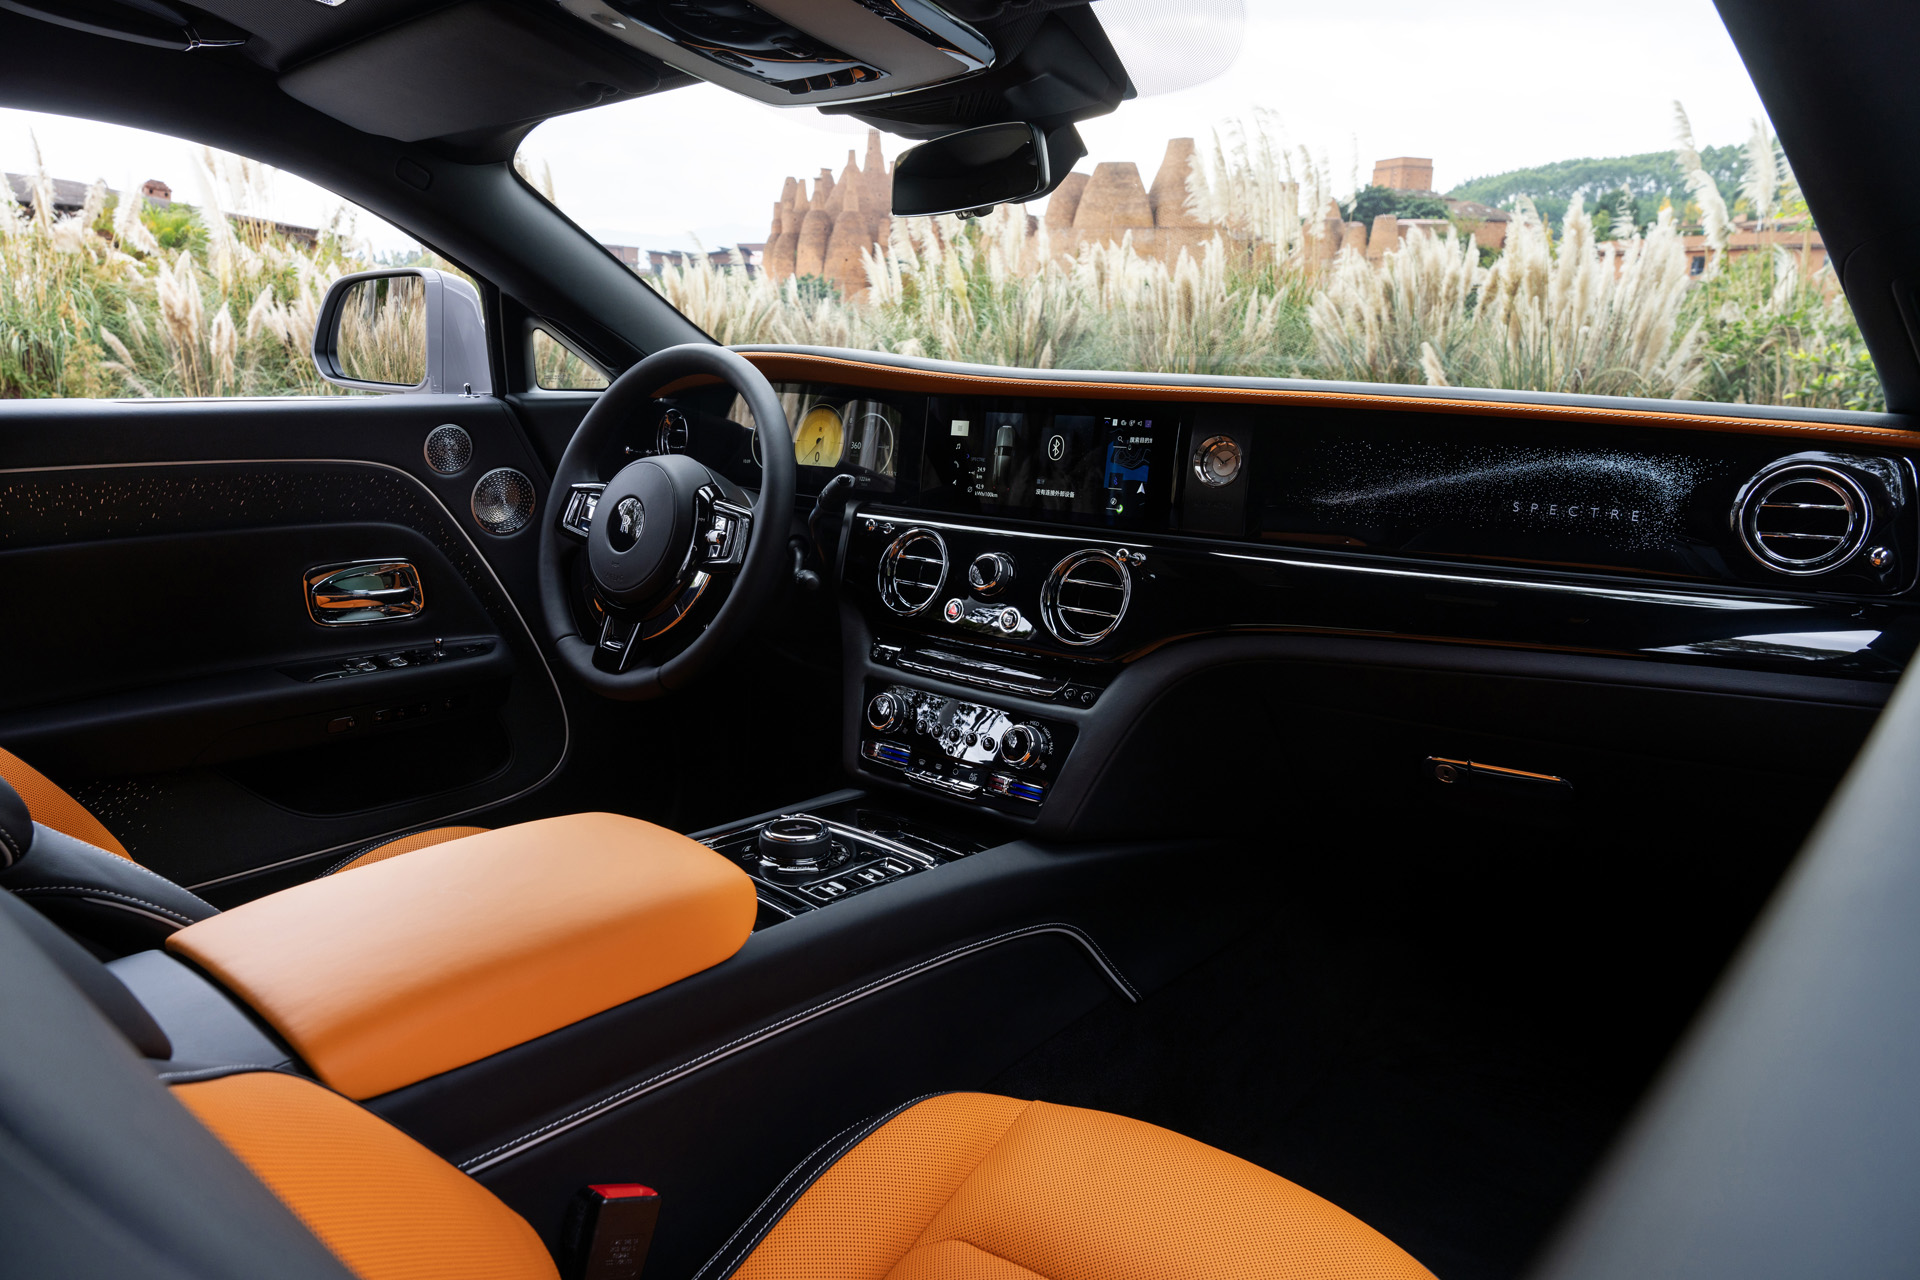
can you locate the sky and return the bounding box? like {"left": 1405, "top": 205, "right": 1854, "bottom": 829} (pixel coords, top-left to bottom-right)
{"left": 2, "top": 0, "right": 1770, "bottom": 256}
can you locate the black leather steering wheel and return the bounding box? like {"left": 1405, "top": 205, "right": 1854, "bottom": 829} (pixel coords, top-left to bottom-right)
{"left": 538, "top": 344, "right": 795, "bottom": 700}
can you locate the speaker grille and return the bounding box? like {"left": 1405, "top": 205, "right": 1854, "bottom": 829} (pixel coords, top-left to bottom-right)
{"left": 877, "top": 529, "right": 947, "bottom": 615}
{"left": 423, "top": 423, "right": 473, "bottom": 475}
{"left": 471, "top": 468, "right": 536, "bottom": 536}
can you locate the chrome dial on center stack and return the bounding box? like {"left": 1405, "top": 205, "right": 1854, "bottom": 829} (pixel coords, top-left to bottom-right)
{"left": 967, "top": 551, "right": 1015, "bottom": 596}
{"left": 754, "top": 816, "right": 850, "bottom": 880}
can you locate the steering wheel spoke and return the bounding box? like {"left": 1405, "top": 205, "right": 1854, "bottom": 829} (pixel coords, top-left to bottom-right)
{"left": 695, "top": 491, "right": 754, "bottom": 576}
{"left": 558, "top": 483, "right": 605, "bottom": 541}
{"left": 591, "top": 572, "right": 716, "bottom": 673}
{"left": 594, "top": 609, "right": 646, "bottom": 672}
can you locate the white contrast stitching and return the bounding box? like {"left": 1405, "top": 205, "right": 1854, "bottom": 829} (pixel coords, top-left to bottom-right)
{"left": 690, "top": 1093, "right": 949, "bottom": 1280}
{"left": 458, "top": 923, "right": 1136, "bottom": 1173}
{"left": 76, "top": 848, "right": 218, "bottom": 914}
{"left": 156, "top": 1064, "right": 283, "bottom": 1082}
{"left": 11, "top": 885, "right": 197, "bottom": 926}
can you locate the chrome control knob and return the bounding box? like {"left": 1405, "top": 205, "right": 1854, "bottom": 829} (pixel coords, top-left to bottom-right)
{"left": 866, "top": 692, "right": 903, "bottom": 732}
{"left": 998, "top": 723, "right": 1051, "bottom": 769}
{"left": 968, "top": 552, "right": 1015, "bottom": 596}
{"left": 755, "top": 816, "right": 839, "bottom": 880}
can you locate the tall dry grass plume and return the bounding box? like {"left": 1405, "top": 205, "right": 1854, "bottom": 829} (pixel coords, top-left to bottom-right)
{"left": 0, "top": 114, "right": 1887, "bottom": 411}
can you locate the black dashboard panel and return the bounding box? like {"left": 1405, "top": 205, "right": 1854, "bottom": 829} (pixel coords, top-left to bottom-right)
{"left": 675, "top": 349, "right": 1920, "bottom": 827}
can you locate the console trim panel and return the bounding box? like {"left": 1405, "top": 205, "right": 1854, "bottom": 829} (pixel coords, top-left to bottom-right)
{"left": 457, "top": 921, "right": 1139, "bottom": 1174}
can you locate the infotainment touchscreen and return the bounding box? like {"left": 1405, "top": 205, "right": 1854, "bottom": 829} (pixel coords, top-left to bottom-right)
{"left": 922, "top": 399, "right": 1172, "bottom": 527}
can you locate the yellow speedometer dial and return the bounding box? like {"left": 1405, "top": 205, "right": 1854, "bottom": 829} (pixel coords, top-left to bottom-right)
{"left": 794, "top": 403, "right": 844, "bottom": 468}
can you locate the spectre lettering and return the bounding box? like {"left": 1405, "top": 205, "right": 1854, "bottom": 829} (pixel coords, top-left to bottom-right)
{"left": 1512, "top": 499, "right": 1643, "bottom": 522}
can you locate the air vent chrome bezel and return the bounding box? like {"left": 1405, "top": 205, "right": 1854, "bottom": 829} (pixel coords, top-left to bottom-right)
{"left": 878, "top": 528, "right": 949, "bottom": 616}
{"left": 1041, "top": 549, "right": 1133, "bottom": 646}
{"left": 1734, "top": 462, "right": 1872, "bottom": 576}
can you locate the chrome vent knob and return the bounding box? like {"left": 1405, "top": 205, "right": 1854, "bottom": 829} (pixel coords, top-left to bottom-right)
{"left": 998, "top": 723, "right": 1051, "bottom": 769}
{"left": 1736, "top": 463, "right": 1871, "bottom": 575}
{"left": 878, "top": 529, "right": 948, "bottom": 616}
{"left": 866, "top": 691, "right": 904, "bottom": 732}
{"left": 1041, "top": 549, "right": 1132, "bottom": 645}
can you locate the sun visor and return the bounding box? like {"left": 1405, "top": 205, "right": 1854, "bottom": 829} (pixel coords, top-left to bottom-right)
{"left": 279, "top": 0, "right": 665, "bottom": 143}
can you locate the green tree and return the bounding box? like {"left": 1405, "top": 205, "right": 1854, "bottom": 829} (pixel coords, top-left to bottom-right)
{"left": 1340, "top": 185, "right": 1450, "bottom": 224}
{"left": 1447, "top": 146, "right": 1742, "bottom": 231}
{"left": 141, "top": 202, "right": 203, "bottom": 251}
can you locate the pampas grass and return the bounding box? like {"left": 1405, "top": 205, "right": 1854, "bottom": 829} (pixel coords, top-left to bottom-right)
{"left": 0, "top": 117, "right": 1885, "bottom": 411}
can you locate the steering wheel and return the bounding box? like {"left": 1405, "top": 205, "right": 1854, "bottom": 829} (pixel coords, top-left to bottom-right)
{"left": 538, "top": 344, "right": 795, "bottom": 700}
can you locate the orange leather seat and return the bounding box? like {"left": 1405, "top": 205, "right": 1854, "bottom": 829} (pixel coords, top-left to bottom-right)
{"left": 173, "top": 1073, "right": 1434, "bottom": 1280}
{"left": 0, "top": 745, "right": 485, "bottom": 878}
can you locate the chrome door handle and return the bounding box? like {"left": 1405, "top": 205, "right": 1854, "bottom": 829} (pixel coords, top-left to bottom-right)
{"left": 306, "top": 560, "right": 425, "bottom": 625}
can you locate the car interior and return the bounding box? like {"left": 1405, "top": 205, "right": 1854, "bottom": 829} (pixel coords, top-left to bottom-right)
{"left": 5, "top": 1, "right": 1920, "bottom": 1277}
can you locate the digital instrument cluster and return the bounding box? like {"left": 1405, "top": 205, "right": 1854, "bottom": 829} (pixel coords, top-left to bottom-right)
{"left": 728, "top": 384, "right": 902, "bottom": 485}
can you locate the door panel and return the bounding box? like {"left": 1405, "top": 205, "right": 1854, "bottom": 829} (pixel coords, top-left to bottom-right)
{"left": 0, "top": 398, "right": 571, "bottom": 898}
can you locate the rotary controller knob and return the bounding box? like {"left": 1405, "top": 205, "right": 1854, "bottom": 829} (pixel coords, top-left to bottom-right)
{"left": 968, "top": 552, "right": 1015, "bottom": 596}
{"left": 998, "top": 723, "right": 1051, "bottom": 769}
{"left": 755, "top": 816, "right": 840, "bottom": 879}
{"left": 866, "top": 691, "right": 903, "bottom": 732}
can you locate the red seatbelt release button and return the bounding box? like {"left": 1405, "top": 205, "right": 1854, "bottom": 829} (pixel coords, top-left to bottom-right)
{"left": 562, "top": 1184, "right": 661, "bottom": 1280}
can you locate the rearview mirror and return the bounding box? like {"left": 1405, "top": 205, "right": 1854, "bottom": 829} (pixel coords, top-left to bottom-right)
{"left": 891, "top": 122, "right": 1085, "bottom": 217}
{"left": 311, "top": 268, "right": 492, "bottom": 395}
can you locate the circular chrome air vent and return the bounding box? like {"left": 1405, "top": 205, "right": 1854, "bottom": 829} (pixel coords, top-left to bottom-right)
{"left": 1042, "top": 549, "right": 1132, "bottom": 645}
{"left": 1736, "top": 463, "right": 1870, "bottom": 575}
{"left": 656, "top": 407, "right": 691, "bottom": 454}
{"left": 471, "top": 467, "right": 536, "bottom": 536}
{"left": 878, "top": 529, "right": 948, "bottom": 615}
{"left": 423, "top": 423, "right": 473, "bottom": 475}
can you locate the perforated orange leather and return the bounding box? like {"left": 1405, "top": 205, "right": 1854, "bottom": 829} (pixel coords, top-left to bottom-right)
{"left": 736, "top": 1094, "right": 1436, "bottom": 1280}
{"left": 173, "top": 1071, "right": 557, "bottom": 1280}
{"left": 0, "top": 747, "right": 130, "bottom": 858}
{"left": 331, "top": 826, "right": 490, "bottom": 874}
{"left": 168, "top": 812, "right": 758, "bottom": 1098}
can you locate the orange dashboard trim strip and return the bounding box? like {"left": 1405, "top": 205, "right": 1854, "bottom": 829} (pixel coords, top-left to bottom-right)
{"left": 661, "top": 350, "right": 1920, "bottom": 448}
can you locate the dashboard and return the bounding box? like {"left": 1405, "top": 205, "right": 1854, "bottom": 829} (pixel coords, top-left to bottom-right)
{"left": 652, "top": 349, "right": 1920, "bottom": 826}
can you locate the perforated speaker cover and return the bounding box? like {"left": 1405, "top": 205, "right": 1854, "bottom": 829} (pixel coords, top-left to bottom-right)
{"left": 423, "top": 423, "right": 473, "bottom": 474}
{"left": 471, "top": 468, "right": 536, "bottom": 535}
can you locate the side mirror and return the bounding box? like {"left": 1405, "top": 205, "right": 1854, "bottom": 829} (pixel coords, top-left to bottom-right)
{"left": 311, "top": 268, "right": 492, "bottom": 395}
{"left": 891, "top": 121, "right": 1086, "bottom": 218}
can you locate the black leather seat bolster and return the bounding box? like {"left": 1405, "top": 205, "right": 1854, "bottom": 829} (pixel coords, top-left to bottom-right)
{"left": 1, "top": 824, "right": 218, "bottom": 955}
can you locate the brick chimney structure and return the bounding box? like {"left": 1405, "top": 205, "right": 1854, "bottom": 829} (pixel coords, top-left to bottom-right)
{"left": 763, "top": 136, "right": 895, "bottom": 297}
{"left": 1370, "top": 157, "right": 1434, "bottom": 193}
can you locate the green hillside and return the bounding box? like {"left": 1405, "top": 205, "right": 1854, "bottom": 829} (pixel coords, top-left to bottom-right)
{"left": 1446, "top": 143, "right": 1745, "bottom": 232}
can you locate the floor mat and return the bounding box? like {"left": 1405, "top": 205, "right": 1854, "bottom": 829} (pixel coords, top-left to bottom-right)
{"left": 988, "top": 821, "right": 1794, "bottom": 1280}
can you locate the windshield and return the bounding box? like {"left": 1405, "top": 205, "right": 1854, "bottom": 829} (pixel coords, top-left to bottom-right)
{"left": 518, "top": 0, "right": 1880, "bottom": 413}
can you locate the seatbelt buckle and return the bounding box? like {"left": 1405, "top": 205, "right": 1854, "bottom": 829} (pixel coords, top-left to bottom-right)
{"left": 561, "top": 1183, "right": 661, "bottom": 1280}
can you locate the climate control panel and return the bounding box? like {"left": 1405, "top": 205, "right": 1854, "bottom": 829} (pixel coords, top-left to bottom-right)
{"left": 858, "top": 681, "right": 1075, "bottom": 812}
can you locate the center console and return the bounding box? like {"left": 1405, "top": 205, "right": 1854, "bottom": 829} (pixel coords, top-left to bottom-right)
{"left": 856, "top": 680, "right": 1077, "bottom": 811}
{"left": 698, "top": 799, "right": 990, "bottom": 923}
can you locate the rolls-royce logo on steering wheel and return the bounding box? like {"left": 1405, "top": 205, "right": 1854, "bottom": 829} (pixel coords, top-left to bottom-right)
{"left": 608, "top": 496, "right": 646, "bottom": 551}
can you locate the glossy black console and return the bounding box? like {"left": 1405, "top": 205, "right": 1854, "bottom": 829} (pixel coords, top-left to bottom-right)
{"left": 855, "top": 680, "right": 1077, "bottom": 812}
{"left": 698, "top": 800, "right": 989, "bottom": 923}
